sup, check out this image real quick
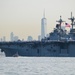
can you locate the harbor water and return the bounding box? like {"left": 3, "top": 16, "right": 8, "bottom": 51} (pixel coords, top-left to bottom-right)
{"left": 0, "top": 56, "right": 75, "bottom": 75}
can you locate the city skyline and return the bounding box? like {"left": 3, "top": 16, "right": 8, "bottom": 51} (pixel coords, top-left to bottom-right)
{"left": 0, "top": 0, "right": 75, "bottom": 41}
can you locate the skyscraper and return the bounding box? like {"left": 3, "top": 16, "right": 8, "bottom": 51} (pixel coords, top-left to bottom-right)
{"left": 10, "top": 32, "right": 14, "bottom": 41}
{"left": 27, "top": 36, "right": 33, "bottom": 41}
{"left": 38, "top": 35, "right": 41, "bottom": 41}
{"left": 3, "top": 36, "right": 6, "bottom": 42}
{"left": 41, "top": 10, "right": 47, "bottom": 39}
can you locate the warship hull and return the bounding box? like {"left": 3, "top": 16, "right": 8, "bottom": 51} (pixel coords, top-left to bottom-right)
{"left": 0, "top": 41, "right": 75, "bottom": 57}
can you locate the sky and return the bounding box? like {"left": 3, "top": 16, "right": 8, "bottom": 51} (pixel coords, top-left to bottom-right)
{"left": 0, "top": 0, "right": 75, "bottom": 41}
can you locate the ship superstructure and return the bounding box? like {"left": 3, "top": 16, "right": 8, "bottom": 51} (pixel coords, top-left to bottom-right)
{"left": 0, "top": 12, "right": 75, "bottom": 57}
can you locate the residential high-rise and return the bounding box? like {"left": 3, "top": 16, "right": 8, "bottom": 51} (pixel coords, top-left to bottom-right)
{"left": 41, "top": 10, "right": 47, "bottom": 39}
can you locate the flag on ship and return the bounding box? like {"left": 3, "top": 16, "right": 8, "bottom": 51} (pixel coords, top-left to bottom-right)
{"left": 65, "top": 23, "right": 71, "bottom": 27}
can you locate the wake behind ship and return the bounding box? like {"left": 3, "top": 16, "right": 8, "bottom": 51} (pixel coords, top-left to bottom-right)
{"left": 0, "top": 12, "right": 75, "bottom": 57}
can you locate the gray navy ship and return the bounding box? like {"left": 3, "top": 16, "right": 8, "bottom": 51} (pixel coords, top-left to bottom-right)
{"left": 0, "top": 12, "right": 75, "bottom": 57}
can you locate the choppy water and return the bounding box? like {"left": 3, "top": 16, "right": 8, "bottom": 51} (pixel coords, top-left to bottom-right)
{"left": 0, "top": 57, "right": 75, "bottom": 75}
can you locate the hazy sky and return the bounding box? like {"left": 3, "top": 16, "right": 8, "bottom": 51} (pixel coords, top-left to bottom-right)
{"left": 0, "top": 0, "right": 75, "bottom": 41}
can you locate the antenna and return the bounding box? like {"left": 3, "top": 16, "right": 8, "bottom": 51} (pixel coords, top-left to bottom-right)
{"left": 43, "top": 9, "right": 45, "bottom": 18}
{"left": 56, "top": 16, "right": 65, "bottom": 29}
{"left": 68, "top": 12, "right": 75, "bottom": 29}
{"left": 71, "top": 12, "right": 72, "bottom": 18}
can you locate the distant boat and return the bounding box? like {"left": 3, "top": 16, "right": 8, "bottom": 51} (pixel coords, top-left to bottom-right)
{"left": 12, "top": 52, "right": 19, "bottom": 57}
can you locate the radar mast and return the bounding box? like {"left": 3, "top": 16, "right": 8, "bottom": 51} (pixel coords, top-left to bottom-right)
{"left": 56, "top": 16, "right": 65, "bottom": 29}
{"left": 68, "top": 12, "right": 75, "bottom": 29}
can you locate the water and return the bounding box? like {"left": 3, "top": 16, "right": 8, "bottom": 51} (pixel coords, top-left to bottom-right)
{"left": 0, "top": 57, "right": 75, "bottom": 75}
